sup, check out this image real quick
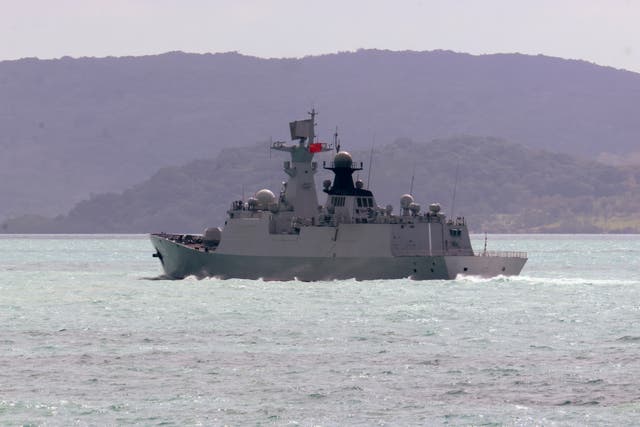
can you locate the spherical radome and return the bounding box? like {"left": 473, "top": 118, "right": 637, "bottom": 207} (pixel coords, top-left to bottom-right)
{"left": 400, "top": 194, "right": 414, "bottom": 209}
{"left": 255, "top": 189, "right": 276, "bottom": 205}
{"left": 334, "top": 151, "right": 353, "bottom": 168}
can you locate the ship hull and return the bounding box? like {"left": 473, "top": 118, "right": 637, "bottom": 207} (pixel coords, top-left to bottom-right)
{"left": 151, "top": 235, "right": 526, "bottom": 281}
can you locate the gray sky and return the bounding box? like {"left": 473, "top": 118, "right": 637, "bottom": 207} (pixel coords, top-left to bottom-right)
{"left": 1, "top": 0, "right": 639, "bottom": 72}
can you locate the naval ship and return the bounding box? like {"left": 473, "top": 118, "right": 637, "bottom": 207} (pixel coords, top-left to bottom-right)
{"left": 151, "top": 111, "right": 527, "bottom": 280}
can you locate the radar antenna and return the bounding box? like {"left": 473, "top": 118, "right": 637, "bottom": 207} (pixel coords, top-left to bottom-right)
{"left": 308, "top": 108, "right": 317, "bottom": 143}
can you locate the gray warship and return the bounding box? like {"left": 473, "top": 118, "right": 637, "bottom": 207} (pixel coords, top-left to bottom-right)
{"left": 150, "top": 111, "right": 527, "bottom": 280}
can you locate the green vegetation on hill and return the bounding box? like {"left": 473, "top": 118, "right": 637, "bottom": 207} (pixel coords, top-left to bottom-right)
{"left": 3, "top": 136, "right": 640, "bottom": 233}
{"left": 3, "top": 49, "right": 640, "bottom": 222}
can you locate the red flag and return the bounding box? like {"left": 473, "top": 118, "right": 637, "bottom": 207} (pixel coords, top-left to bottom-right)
{"left": 308, "top": 142, "right": 323, "bottom": 153}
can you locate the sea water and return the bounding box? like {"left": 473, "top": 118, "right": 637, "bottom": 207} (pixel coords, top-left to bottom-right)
{"left": 1, "top": 234, "right": 639, "bottom": 426}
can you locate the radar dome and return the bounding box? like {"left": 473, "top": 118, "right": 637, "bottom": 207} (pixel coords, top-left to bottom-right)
{"left": 355, "top": 179, "right": 364, "bottom": 189}
{"left": 255, "top": 189, "right": 276, "bottom": 205}
{"left": 203, "top": 227, "right": 222, "bottom": 244}
{"left": 334, "top": 151, "right": 353, "bottom": 168}
{"left": 400, "top": 194, "right": 414, "bottom": 209}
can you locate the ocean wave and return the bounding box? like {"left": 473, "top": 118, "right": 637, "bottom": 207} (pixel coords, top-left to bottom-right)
{"left": 453, "top": 274, "right": 640, "bottom": 287}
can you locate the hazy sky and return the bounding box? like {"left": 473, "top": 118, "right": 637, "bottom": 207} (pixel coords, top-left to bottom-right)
{"left": 1, "top": 0, "right": 639, "bottom": 72}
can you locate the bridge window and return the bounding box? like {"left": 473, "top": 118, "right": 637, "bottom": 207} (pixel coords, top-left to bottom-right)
{"left": 331, "top": 196, "right": 346, "bottom": 207}
{"left": 357, "top": 197, "right": 373, "bottom": 207}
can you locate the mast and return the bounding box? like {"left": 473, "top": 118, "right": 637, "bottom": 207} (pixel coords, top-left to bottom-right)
{"left": 308, "top": 108, "right": 316, "bottom": 146}
{"left": 270, "top": 110, "right": 332, "bottom": 219}
{"left": 409, "top": 163, "right": 416, "bottom": 195}
{"left": 450, "top": 161, "right": 460, "bottom": 219}
{"left": 366, "top": 138, "right": 374, "bottom": 189}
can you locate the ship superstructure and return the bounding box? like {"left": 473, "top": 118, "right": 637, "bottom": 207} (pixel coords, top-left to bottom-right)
{"left": 151, "top": 111, "right": 527, "bottom": 280}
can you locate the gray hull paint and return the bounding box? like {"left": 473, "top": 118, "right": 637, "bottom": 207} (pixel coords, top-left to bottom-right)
{"left": 151, "top": 235, "right": 526, "bottom": 281}
{"left": 150, "top": 113, "right": 528, "bottom": 281}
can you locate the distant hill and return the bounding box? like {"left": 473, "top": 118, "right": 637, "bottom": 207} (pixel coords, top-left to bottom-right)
{"left": 4, "top": 136, "right": 640, "bottom": 233}
{"left": 2, "top": 49, "right": 640, "bottom": 223}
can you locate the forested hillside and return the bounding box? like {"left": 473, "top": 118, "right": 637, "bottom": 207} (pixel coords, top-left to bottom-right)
{"left": 4, "top": 136, "right": 639, "bottom": 233}
{"left": 2, "top": 49, "right": 640, "bottom": 223}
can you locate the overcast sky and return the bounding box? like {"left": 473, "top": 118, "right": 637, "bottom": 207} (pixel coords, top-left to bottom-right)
{"left": 1, "top": 0, "right": 638, "bottom": 72}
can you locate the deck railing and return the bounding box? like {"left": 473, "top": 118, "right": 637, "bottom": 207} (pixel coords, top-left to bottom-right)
{"left": 477, "top": 250, "right": 528, "bottom": 258}
{"left": 392, "top": 249, "right": 528, "bottom": 258}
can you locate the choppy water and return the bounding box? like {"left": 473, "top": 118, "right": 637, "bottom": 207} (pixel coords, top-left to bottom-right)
{"left": 1, "top": 234, "right": 640, "bottom": 426}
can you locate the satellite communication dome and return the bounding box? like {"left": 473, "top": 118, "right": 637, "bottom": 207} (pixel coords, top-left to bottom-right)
{"left": 400, "top": 194, "right": 414, "bottom": 209}
{"left": 355, "top": 179, "right": 364, "bottom": 189}
{"left": 203, "top": 227, "right": 222, "bottom": 244}
{"left": 334, "top": 151, "right": 353, "bottom": 168}
{"left": 255, "top": 189, "right": 276, "bottom": 205}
